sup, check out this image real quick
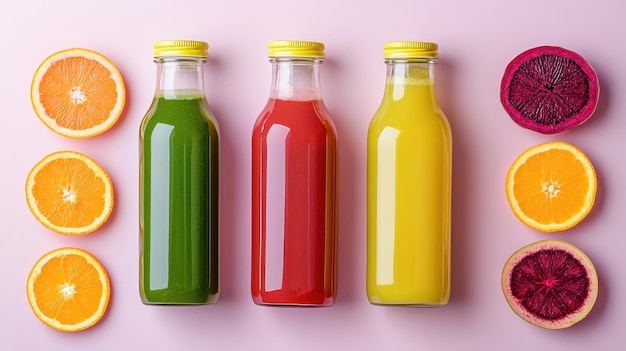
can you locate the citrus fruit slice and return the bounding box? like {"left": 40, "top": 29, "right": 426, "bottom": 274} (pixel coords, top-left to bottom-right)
{"left": 31, "top": 48, "right": 126, "bottom": 138}
{"left": 25, "top": 151, "right": 114, "bottom": 235}
{"left": 500, "top": 46, "right": 599, "bottom": 135}
{"left": 505, "top": 141, "right": 596, "bottom": 232}
{"left": 27, "top": 247, "right": 111, "bottom": 332}
{"left": 501, "top": 240, "right": 598, "bottom": 329}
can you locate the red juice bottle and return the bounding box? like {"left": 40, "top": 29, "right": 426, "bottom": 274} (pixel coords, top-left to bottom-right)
{"left": 251, "top": 40, "right": 338, "bottom": 306}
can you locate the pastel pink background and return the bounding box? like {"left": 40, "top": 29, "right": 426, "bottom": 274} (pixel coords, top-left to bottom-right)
{"left": 1, "top": 0, "right": 623, "bottom": 349}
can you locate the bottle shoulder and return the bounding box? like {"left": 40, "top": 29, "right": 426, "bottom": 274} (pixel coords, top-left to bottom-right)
{"left": 141, "top": 96, "right": 219, "bottom": 132}
{"left": 369, "top": 102, "right": 451, "bottom": 138}
{"left": 371, "top": 103, "right": 448, "bottom": 124}
{"left": 255, "top": 99, "right": 334, "bottom": 126}
{"left": 253, "top": 98, "right": 336, "bottom": 140}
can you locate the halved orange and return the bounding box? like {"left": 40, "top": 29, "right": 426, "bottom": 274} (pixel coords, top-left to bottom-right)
{"left": 30, "top": 48, "right": 126, "bottom": 138}
{"left": 27, "top": 247, "right": 111, "bottom": 332}
{"left": 25, "top": 151, "right": 114, "bottom": 235}
{"left": 505, "top": 141, "right": 597, "bottom": 232}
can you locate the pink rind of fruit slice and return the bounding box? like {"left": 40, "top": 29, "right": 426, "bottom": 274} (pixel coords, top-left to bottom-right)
{"left": 500, "top": 46, "right": 599, "bottom": 135}
{"left": 501, "top": 240, "right": 598, "bottom": 329}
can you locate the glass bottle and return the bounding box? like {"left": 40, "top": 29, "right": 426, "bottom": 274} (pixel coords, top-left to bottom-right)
{"left": 366, "top": 42, "right": 452, "bottom": 306}
{"left": 251, "top": 40, "right": 338, "bottom": 306}
{"left": 139, "top": 40, "right": 220, "bottom": 305}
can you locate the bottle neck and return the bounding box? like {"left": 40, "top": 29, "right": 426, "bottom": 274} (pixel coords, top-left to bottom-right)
{"left": 270, "top": 58, "right": 323, "bottom": 101}
{"left": 155, "top": 57, "right": 206, "bottom": 99}
{"left": 384, "top": 59, "right": 437, "bottom": 100}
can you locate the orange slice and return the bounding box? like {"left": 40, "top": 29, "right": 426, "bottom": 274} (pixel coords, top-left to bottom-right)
{"left": 30, "top": 48, "right": 126, "bottom": 138}
{"left": 25, "top": 151, "right": 114, "bottom": 235}
{"left": 505, "top": 141, "right": 597, "bottom": 232}
{"left": 27, "top": 247, "right": 111, "bottom": 332}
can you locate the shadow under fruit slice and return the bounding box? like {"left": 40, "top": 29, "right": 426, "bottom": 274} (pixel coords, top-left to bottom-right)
{"left": 500, "top": 46, "right": 599, "bottom": 135}
{"left": 501, "top": 240, "right": 598, "bottom": 329}
{"left": 27, "top": 247, "right": 111, "bottom": 332}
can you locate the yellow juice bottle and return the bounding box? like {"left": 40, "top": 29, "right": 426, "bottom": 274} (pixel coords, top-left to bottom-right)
{"left": 366, "top": 42, "right": 452, "bottom": 306}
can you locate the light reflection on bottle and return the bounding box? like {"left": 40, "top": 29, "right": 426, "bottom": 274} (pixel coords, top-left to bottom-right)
{"left": 376, "top": 126, "right": 400, "bottom": 285}
{"left": 265, "top": 124, "right": 290, "bottom": 291}
{"left": 149, "top": 123, "right": 174, "bottom": 290}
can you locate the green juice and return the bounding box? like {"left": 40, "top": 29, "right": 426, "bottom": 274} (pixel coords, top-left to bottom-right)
{"left": 139, "top": 91, "right": 220, "bottom": 304}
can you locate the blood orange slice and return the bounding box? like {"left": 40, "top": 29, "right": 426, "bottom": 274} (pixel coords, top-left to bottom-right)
{"left": 501, "top": 240, "right": 598, "bottom": 329}
{"left": 500, "top": 46, "right": 599, "bottom": 135}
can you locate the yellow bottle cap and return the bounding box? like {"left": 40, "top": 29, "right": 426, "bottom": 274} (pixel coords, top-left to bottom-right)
{"left": 268, "top": 40, "right": 325, "bottom": 58}
{"left": 154, "top": 40, "right": 209, "bottom": 57}
{"left": 383, "top": 41, "right": 438, "bottom": 59}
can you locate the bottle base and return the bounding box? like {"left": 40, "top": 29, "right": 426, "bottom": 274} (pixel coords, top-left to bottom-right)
{"left": 368, "top": 301, "right": 448, "bottom": 307}
{"left": 253, "top": 301, "right": 334, "bottom": 308}
{"left": 141, "top": 300, "right": 219, "bottom": 306}
{"left": 252, "top": 295, "right": 334, "bottom": 307}
{"left": 141, "top": 293, "right": 220, "bottom": 306}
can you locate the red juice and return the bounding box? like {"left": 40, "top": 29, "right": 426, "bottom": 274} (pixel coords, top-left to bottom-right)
{"left": 251, "top": 97, "right": 337, "bottom": 306}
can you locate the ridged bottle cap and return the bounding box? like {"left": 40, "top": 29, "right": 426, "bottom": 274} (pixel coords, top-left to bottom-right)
{"left": 383, "top": 41, "right": 438, "bottom": 59}
{"left": 154, "top": 40, "right": 209, "bottom": 57}
{"left": 268, "top": 40, "right": 325, "bottom": 58}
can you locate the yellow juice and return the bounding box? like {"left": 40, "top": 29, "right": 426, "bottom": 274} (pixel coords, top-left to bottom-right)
{"left": 366, "top": 68, "right": 452, "bottom": 306}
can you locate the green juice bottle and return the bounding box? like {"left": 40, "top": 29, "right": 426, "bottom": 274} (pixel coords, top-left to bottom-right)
{"left": 139, "top": 40, "right": 220, "bottom": 305}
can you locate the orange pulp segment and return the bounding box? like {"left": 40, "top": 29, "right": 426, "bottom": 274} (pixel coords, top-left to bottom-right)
{"left": 505, "top": 141, "right": 597, "bottom": 232}
{"left": 30, "top": 48, "right": 126, "bottom": 138}
{"left": 25, "top": 151, "right": 114, "bottom": 235}
{"left": 27, "top": 247, "right": 111, "bottom": 332}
